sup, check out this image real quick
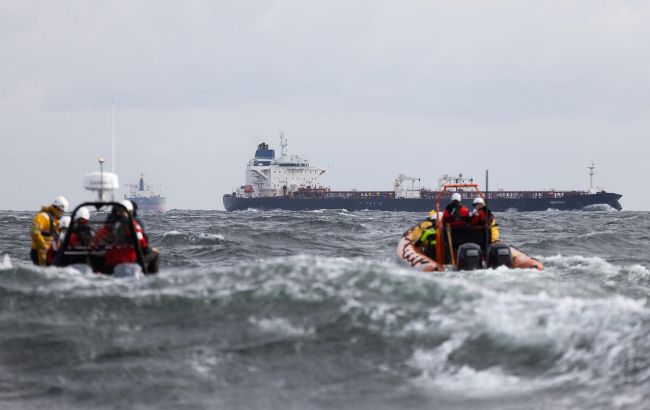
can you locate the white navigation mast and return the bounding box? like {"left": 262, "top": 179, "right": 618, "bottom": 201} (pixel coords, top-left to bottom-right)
{"left": 279, "top": 131, "right": 288, "bottom": 160}
{"left": 588, "top": 161, "right": 596, "bottom": 193}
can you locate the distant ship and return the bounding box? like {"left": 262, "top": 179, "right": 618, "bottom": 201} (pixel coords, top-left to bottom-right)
{"left": 223, "top": 135, "right": 622, "bottom": 212}
{"left": 125, "top": 174, "right": 167, "bottom": 212}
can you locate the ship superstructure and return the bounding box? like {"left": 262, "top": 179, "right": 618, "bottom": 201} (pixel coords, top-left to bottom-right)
{"left": 125, "top": 174, "right": 167, "bottom": 212}
{"left": 224, "top": 139, "right": 622, "bottom": 212}
{"left": 238, "top": 133, "right": 326, "bottom": 198}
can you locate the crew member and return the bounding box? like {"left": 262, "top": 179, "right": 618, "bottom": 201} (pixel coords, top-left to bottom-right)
{"left": 397, "top": 210, "right": 445, "bottom": 271}
{"left": 470, "top": 196, "right": 500, "bottom": 243}
{"left": 92, "top": 201, "right": 158, "bottom": 274}
{"left": 402, "top": 210, "right": 439, "bottom": 259}
{"left": 30, "top": 196, "right": 68, "bottom": 266}
{"left": 68, "top": 207, "right": 93, "bottom": 247}
{"left": 123, "top": 200, "right": 159, "bottom": 273}
{"left": 46, "top": 216, "right": 70, "bottom": 265}
{"left": 442, "top": 193, "right": 470, "bottom": 228}
{"left": 57, "top": 216, "right": 71, "bottom": 244}
{"left": 131, "top": 201, "right": 148, "bottom": 243}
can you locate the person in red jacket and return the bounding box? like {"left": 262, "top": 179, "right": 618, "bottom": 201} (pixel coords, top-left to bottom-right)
{"left": 470, "top": 197, "right": 490, "bottom": 226}
{"left": 92, "top": 201, "right": 148, "bottom": 273}
{"left": 470, "top": 196, "right": 500, "bottom": 243}
{"left": 442, "top": 193, "right": 470, "bottom": 228}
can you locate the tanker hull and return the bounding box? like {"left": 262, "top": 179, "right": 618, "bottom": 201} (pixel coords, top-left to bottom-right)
{"left": 223, "top": 192, "right": 622, "bottom": 212}
{"left": 127, "top": 197, "right": 167, "bottom": 212}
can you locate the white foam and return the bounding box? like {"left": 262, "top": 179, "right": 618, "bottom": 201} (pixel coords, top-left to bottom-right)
{"left": 250, "top": 317, "right": 313, "bottom": 338}
{"left": 0, "top": 254, "right": 11, "bottom": 269}
{"left": 403, "top": 269, "right": 650, "bottom": 396}
{"left": 197, "top": 233, "right": 225, "bottom": 241}
{"left": 611, "top": 391, "right": 644, "bottom": 407}
{"left": 542, "top": 254, "right": 618, "bottom": 275}
{"left": 162, "top": 230, "right": 224, "bottom": 241}
{"left": 411, "top": 348, "right": 544, "bottom": 397}
{"left": 623, "top": 264, "right": 650, "bottom": 281}
{"left": 543, "top": 254, "right": 650, "bottom": 282}
{"left": 582, "top": 204, "right": 617, "bottom": 212}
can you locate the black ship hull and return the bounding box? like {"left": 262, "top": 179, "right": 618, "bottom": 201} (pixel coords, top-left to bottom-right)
{"left": 223, "top": 192, "right": 622, "bottom": 212}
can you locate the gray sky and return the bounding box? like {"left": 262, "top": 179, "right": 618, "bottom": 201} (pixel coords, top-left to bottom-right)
{"left": 1, "top": 0, "right": 648, "bottom": 210}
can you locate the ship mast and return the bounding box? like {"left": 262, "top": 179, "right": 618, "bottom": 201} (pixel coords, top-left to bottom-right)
{"left": 279, "top": 131, "right": 288, "bottom": 160}
{"left": 588, "top": 161, "right": 595, "bottom": 191}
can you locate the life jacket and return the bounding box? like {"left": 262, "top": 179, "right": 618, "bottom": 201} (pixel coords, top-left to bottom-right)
{"left": 42, "top": 211, "right": 57, "bottom": 238}
{"left": 69, "top": 223, "right": 93, "bottom": 247}
{"left": 470, "top": 207, "right": 500, "bottom": 243}
{"left": 470, "top": 208, "right": 491, "bottom": 226}
{"left": 443, "top": 203, "right": 469, "bottom": 228}
{"left": 405, "top": 220, "right": 437, "bottom": 257}
{"left": 95, "top": 219, "right": 148, "bottom": 268}
{"left": 31, "top": 207, "right": 59, "bottom": 251}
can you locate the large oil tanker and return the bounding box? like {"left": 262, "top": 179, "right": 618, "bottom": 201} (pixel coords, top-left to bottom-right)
{"left": 223, "top": 135, "right": 622, "bottom": 212}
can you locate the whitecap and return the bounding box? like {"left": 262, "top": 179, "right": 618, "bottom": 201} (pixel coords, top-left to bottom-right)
{"left": 582, "top": 204, "right": 617, "bottom": 212}
{"left": 0, "top": 254, "right": 11, "bottom": 269}
{"left": 249, "top": 317, "right": 314, "bottom": 338}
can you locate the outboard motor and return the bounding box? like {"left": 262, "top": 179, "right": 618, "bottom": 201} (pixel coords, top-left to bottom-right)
{"left": 456, "top": 243, "right": 483, "bottom": 271}
{"left": 487, "top": 242, "right": 513, "bottom": 269}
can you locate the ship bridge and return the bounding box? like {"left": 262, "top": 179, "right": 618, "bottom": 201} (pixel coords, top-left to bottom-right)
{"left": 241, "top": 134, "right": 326, "bottom": 198}
{"left": 252, "top": 143, "right": 275, "bottom": 166}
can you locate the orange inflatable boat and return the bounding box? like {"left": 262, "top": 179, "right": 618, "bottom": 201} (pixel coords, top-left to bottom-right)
{"left": 396, "top": 180, "right": 543, "bottom": 272}
{"left": 396, "top": 236, "right": 543, "bottom": 272}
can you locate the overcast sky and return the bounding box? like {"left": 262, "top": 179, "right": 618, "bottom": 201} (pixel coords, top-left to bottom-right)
{"left": 1, "top": 0, "right": 648, "bottom": 210}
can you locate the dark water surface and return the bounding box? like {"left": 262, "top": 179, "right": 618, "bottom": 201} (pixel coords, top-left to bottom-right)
{"left": 1, "top": 209, "right": 649, "bottom": 410}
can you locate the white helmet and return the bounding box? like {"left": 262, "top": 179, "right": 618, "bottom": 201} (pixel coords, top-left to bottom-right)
{"left": 76, "top": 207, "right": 90, "bottom": 221}
{"left": 121, "top": 199, "right": 134, "bottom": 213}
{"left": 59, "top": 216, "right": 71, "bottom": 229}
{"left": 52, "top": 196, "right": 69, "bottom": 212}
{"left": 473, "top": 197, "right": 485, "bottom": 206}
{"left": 451, "top": 193, "right": 462, "bottom": 202}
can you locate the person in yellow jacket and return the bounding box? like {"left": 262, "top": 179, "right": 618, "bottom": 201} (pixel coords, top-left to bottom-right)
{"left": 30, "top": 196, "right": 69, "bottom": 266}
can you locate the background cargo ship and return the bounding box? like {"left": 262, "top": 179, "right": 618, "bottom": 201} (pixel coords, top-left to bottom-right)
{"left": 125, "top": 174, "right": 167, "bottom": 212}
{"left": 223, "top": 136, "right": 622, "bottom": 212}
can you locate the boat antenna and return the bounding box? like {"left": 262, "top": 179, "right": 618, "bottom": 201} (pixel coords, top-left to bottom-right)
{"left": 588, "top": 161, "right": 595, "bottom": 191}
{"left": 99, "top": 157, "right": 105, "bottom": 201}
{"left": 484, "top": 169, "right": 490, "bottom": 252}
{"left": 485, "top": 169, "right": 489, "bottom": 206}
{"left": 111, "top": 101, "right": 116, "bottom": 174}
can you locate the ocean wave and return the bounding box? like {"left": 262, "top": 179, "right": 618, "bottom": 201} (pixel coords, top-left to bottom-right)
{"left": 582, "top": 204, "right": 618, "bottom": 212}
{"left": 249, "top": 317, "right": 315, "bottom": 338}
{"left": 2, "top": 210, "right": 650, "bottom": 409}
{"left": 159, "top": 230, "right": 226, "bottom": 245}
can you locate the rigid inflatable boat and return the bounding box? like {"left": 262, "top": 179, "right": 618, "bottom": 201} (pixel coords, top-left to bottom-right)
{"left": 396, "top": 181, "right": 543, "bottom": 272}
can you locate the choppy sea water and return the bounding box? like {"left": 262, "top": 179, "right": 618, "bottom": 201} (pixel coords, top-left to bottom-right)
{"left": 1, "top": 209, "right": 649, "bottom": 410}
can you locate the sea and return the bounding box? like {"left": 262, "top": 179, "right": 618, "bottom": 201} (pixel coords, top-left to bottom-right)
{"left": 1, "top": 209, "right": 649, "bottom": 410}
